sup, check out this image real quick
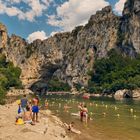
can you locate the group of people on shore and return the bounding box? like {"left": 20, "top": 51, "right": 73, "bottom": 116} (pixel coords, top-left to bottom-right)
{"left": 15, "top": 95, "right": 87, "bottom": 134}
{"left": 16, "top": 95, "right": 39, "bottom": 125}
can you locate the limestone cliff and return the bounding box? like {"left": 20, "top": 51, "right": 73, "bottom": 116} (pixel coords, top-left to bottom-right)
{"left": 0, "top": 0, "right": 139, "bottom": 92}
{"left": 0, "top": 23, "right": 7, "bottom": 49}
{"left": 118, "top": 0, "right": 140, "bottom": 56}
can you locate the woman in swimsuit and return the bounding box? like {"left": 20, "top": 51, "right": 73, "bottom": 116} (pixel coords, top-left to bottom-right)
{"left": 82, "top": 105, "right": 88, "bottom": 123}
{"left": 78, "top": 103, "right": 84, "bottom": 122}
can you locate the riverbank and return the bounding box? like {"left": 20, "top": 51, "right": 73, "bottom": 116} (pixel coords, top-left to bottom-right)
{"left": 0, "top": 89, "right": 71, "bottom": 140}
{"left": 0, "top": 101, "right": 71, "bottom": 140}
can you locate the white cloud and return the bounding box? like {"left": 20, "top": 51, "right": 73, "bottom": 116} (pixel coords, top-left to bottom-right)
{"left": 50, "top": 31, "right": 58, "bottom": 36}
{"left": 50, "top": 30, "right": 64, "bottom": 36}
{"left": 0, "top": 0, "right": 52, "bottom": 22}
{"left": 47, "top": 0, "right": 109, "bottom": 31}
{"left": 27, "top": 31, "right": 48, "bottom": 43}
{"left": 114, "top": 0, "right": 127, "bottom": 15}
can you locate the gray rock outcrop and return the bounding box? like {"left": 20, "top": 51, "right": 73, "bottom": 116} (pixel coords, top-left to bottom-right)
{"left": 114, "top": 88, "right": 140, "bottom": 100}
{"left": 114, "top": 89, "right": 133, "bottom": 100}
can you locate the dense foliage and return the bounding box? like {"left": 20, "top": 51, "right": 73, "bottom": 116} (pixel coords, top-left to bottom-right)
{"left": 0, "top": 54, "right": 22, "bottom": 104}
{"left": 48, "top": 76, "right": 71, "bottom": 91}
{"left": 88, "top": 49, "right": 140, "bottom": 94}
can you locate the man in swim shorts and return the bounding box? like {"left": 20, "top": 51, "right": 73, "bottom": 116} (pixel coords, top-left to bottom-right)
{"left": 32, "top": 96, "right": 39, "bottom": 123}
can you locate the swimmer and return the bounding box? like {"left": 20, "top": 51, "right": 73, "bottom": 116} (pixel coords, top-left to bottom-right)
{"left": 64, "top": 122, "right": 81, "bottom": 134}
{"left": 64, "top": 104, "right": 72, "bottom": 111}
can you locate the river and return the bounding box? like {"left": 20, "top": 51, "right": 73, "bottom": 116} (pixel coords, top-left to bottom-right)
{"left": 44, "top": 94, "right": 140, "bottom": 140}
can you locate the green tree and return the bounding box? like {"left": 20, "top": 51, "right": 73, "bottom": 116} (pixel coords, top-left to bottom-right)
{"left": 88, "top": 49, "right": 140, "bottom": 94}
{"left": 0, "top": 54, "right": 22, "bottom": 104}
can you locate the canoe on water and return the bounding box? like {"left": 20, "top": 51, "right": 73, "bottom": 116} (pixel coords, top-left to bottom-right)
{"left": 82, "top": 95, "right": 90, "bottom": 99}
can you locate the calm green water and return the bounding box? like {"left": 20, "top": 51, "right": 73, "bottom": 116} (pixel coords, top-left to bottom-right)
{"left": 44, "top": 95, "right": 140, "bottom": 140}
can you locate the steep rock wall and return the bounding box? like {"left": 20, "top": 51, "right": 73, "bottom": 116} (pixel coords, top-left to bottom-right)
{"left": 0, "top": 0, "right": 139, "bottom": 91}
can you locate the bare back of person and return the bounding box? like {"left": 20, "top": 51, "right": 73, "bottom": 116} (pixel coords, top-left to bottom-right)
{"left": 24, "top": 111, "right": 32, "bottom": 121}
{"left": 32, "top": 98, "right": 39, "bottom": 106}
{"left": 32, "top": 97, "right": 39, "bottom": 123}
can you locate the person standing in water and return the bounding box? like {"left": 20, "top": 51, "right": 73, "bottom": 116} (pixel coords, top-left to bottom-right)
{"left": 32, "top": 96, "right": 39, "bottom": 123}
{"left": 82, "top": 105, "right": 88, "bottom": 124}
{"left": 78, "top": 103, "right": 84, "bottom": 122}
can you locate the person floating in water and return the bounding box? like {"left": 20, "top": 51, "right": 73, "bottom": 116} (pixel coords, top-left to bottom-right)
{"left": 32, "top": 96, "right": 39, "bottom": 123}
{"left": 64, "top": 122, "right": 81, "bottom": 134}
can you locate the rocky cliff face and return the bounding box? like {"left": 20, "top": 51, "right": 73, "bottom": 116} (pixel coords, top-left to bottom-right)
{"left": 0, "top": 0, "right": 139, "bottom": 92}
{"left": 118, "top": 0, "right": 140, "bottom": 56}
{"left": 0, "top": 23, "right": 7, "bottom": 49}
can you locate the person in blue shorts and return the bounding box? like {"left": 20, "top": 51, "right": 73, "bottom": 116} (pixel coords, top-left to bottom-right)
{"left": 32, "top": 97, "right": 39, "bottom": 123}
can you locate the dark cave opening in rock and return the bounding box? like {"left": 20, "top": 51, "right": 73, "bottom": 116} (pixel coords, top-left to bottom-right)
{"left": 123, "top": 92, "right": 132, "bottom": 98}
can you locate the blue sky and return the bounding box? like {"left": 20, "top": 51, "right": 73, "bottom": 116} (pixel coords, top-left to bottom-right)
{"left": 0, "top": 0, "right": 126, "bottom": 43}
